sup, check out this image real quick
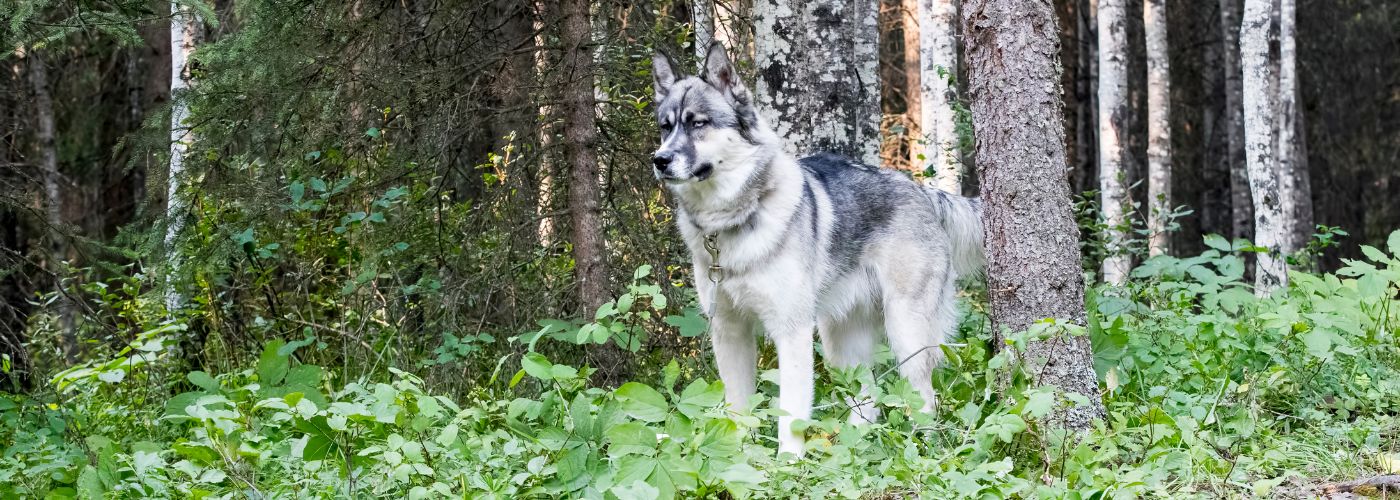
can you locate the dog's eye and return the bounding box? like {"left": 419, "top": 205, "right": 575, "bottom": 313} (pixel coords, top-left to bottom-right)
{"left": 692, "top": 119, "right": 709, "bottom": 128}
{"left": 660, "top": 122, "right": 673, "bottom": 131}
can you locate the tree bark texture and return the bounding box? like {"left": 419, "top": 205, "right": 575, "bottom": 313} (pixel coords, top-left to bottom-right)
{"left": 560, "top": 0, "right": 609, "bottom": 312}
{"left": 754, "top": 0, "right": 882, "bottom": 166}
{"left": 1240, "top": 0, "right": 1289, "bottom": 292}
{"left": 694, "top": 0, "right": 716, "bottom": 60}
{"left": 29, "top": 51, "right": 77, "bottom": 364}
{"left": 166, "top": 1, "right": 198, "bottom": 312}
{"left": 1096, "top": 0, "right": 1132, "bottom": 284}
{"left": 1219, "top": 0, "right": 1252, "bottom": 242}
{"left": 962, "top": 0, "right": 1106, "bottom": 431}
{"left": 918, "top": 0, "right": 961, "bottom": 192}
{"left": 1275, "top": 0, "right": 1311, "bottom": 252}
{"left": 1144, "top": 0, "right": 1171, "bottom": 257}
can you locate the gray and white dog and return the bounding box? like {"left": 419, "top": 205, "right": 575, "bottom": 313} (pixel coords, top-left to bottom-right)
{"left": 652, "top": 43, "right": 984, "bottom": 456}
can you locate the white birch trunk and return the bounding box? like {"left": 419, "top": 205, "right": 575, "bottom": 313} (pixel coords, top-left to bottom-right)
{"left": 166, "top": 1, "right": 198, "bottom": 311}
{"left": 1096, "top": 0, "right": 1131, "bottom": 284}
{"left": 918, "top": 0, "right": 961, "bottom": 193}
{"left": 754, "top": 0, "right": 882, "bottom": 166}
{"left": 1144, "top": 0, "right": 1171, "bottom": 257}
{"left": 1275, "top": 0, "right": 1309, "bottom": 252}
{"left": 693, "top": 0, "right": 715, "bottom": 60}
{"left": 534, "top": 0, "right": 557, "bottom": 247}
{"left": 1240, "top": 0, "right": 1288, "bottom": 293}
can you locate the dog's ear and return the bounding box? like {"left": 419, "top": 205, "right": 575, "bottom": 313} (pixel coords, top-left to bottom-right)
{"left": 702, "top": 42, "right": 748, "bottom": 102}
{"left": 652, "top": 51, "right": 680, "bottom": 103}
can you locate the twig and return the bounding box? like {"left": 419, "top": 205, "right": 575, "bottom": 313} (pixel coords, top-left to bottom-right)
{"left": 1319, "top": 475, "right": 1400, "bottom": 494}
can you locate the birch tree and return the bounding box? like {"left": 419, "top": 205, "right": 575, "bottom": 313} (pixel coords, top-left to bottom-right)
{"left": 962, "top": 0, "right": 1106, "bottom": 430}
{"left": 560, "top": 0, "right": 609, "bottom": 312}
{"left": 166, "top": 1, "right": 199, "bottom": 311}
{"left": 29, "top": 50, "right": 76, "bottom": 363}
{"left": 1240, "top": 0, "right": 1289, "bottom": 292}
{"left": 1276, "top": 0, "right": 1312, "bottom": 252}
{"left": 754, "top": 0, "right": 881, "bottom": 165}
{"left": 693, "top": 0, "right": 715, "bottom": 60}
{"left": 1096, "top": 0, "right": 1131, "bottom": 284}
{"left": 1219, "top": 0, "right": 1252, "bottom": 241}
{"left": 1144, "top": 0, "right": 1171, "bottom": 256}
{"left": 918, "top": 0, "right": 961, "bottom": 192}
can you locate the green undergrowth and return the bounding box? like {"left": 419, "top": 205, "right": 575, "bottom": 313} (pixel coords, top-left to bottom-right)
{"left": 3, "top": 232, "right": 1400, "bottom": 499}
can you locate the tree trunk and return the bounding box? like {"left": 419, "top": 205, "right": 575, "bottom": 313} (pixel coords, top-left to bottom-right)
{"left": 1240, "top": 0, "right": 1288, "bottom": 292}
{"left": 962, "top": 0, "right": 1106, "bottom": 430}
{"left": 754, "top": 0, "right": 882, "bottom": 166}
{"left": 1144, "top": 0, "right": 1171, "bottom": 257}
{"left": 918, "top": 0, "right": 961, "bottom": 192}
{"left": 1275, "top": 0, "right": 1310, "bottom": 252}
{"left": 1220, "top": 0, "right": 1252, "bottom": 242}
{"left": 694, "top": 0, "right": 716, "bottom": 59}
{"left": 166, "top": 1, "right": 199, "bottom": 312}
{"left": 560, "top": 0, "right": 608, "bottom": 313}
{"left": 1096, "top": 0, "right": 1132, "bottom": 284}
{"left": 534, "top": 0, "right": 558, "bottom": 248}
{"left": 29, "top": 51, "right": 77, "bottom": 364}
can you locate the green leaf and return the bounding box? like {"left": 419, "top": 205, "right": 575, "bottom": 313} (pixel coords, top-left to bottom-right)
{"left": 522, "top": 353, "right": 554, "bottom": 380}
{"left": 97, "top": 369, "right": 125, "bottom": 383}
{"left": 301, "top": 434, "right": 334, "bottom": 461}
{"left": 257, "top": 341, "right": 289, "bottom": 385}
{"left": 551, "top": 364, "right": 579, "bottom": 380}
{"left": 1302, "top": 328, "right": 1333, "bottom": 359}
{"left": 1388, "top": 230, "right": 1400, "bottom": 256}
{"left": 1020, "top": 388, "right": 1056, "bottom": 419}
{"left": 675, "top": 380, "right": 724, "bottom": 418}
{"left": 633, "top": 265, "right": 653, "bottom": 280}
{"left": 615, "top": 383, "right": 669, "bottom": 422}
{"left": 697, "top": 418, "right": 741, "bottom": 458}
{"left": 187, "top": 371, "right": 219, "bottom": 391}
{"left": 289, "top": 182, "right": 305, "bottom": 205}
{"left": 278, "top": 336, "right": 316, "bottom": 356}
{"left": 1360, "top": 245, "right": 1388, "bottom": 263}
{"left": 605, "top": 422, "right": 658, "bottom": 457}
{"left": 664, "top": 308, "right": 709, "bottom": 338}
{"left": 610, "top": 480, "right": 661, "bottom": 500}
{"left": 978, "top": 413, "right": 1027, "bottom": 443}
{"left": 365, "top": 127, "right": 381, "bottom": 138}
{"left": 1203, "top": 234, "right": 1232, "bottom": 251}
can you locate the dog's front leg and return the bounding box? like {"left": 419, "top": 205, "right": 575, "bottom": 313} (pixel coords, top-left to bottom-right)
{"left": 771, "top": 322, "right": 815, "bottom": 457}
{"left": 710, "top": 305, "right": 756, "bottom": 409}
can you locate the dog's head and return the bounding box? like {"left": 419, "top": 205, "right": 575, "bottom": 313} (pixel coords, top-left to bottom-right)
{"left": 650, "top": 43, "right": 762, "bottom": 187}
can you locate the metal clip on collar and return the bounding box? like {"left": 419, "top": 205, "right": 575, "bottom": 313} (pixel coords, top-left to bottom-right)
{"left": 703, "top": 234, "right": 723, "bottom": 284}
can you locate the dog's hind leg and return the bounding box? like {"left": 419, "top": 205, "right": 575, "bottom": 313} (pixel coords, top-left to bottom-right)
{"left": 819, "top": 307, "right": 881, "bottom": 424}
{"left": 880, "top": 261, "right": 957, "bottom": 414}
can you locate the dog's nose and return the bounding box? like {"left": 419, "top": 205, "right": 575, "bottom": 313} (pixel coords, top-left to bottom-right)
{"left": 652, "top": 153, "right": 673, "bottom": 173}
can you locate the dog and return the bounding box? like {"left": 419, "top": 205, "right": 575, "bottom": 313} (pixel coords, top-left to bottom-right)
{"left": 651, "top": 43, "right": 984, "bottom": 457}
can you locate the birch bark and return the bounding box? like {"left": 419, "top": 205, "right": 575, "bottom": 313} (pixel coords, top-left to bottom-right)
{"left": 1241, "top": 0, "right": 1289, "bottom": 292}
{"left": 918, "top": 0, "right": 961, "bottom": 192}
{"left": 1096, "top": 0, "right": 1131, "bottom": 284}
{"left": 166, "top": 1, "right": 199, "bottom": 312}
{"left": 1144, "top": 0, "right": 1171, "bottom": 256}
{"left": 754, "top": 0, "right": 882, "bottom": 165}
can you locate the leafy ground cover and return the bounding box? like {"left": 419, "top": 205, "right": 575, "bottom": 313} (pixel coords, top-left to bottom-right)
{"left": 3, "top": 233, "right": 1399, "bottom": 499}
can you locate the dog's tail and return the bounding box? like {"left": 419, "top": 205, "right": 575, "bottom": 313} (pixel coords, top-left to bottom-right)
{"left": 927, "top": 187, "right": 985, "bottom": 278}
